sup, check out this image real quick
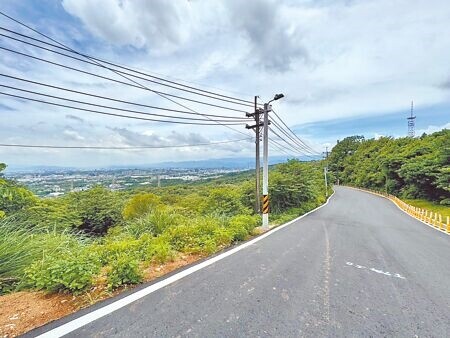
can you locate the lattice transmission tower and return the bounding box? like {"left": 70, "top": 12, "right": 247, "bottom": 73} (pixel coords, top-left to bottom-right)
{"left": 407, "top": 100, "right": 416, "bottom": 137}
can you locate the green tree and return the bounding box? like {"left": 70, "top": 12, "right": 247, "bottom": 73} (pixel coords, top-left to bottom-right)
{"left": 0, "top": 164, "right": 37, "bottom": 215}
{"left": 67, "top": 186, "right": 123, "bottom": 234}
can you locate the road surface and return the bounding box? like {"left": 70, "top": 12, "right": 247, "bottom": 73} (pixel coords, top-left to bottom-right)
{"left": 30, "top": 186, "right": 450, "bottom": 337}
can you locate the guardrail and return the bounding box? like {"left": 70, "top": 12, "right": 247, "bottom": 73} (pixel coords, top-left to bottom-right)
{"left": 345, "top": 186, "right": 450, "bottom": 234}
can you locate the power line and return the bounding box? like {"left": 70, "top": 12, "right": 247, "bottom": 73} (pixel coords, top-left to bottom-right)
{"left": 271, "top": 108, "right": 320, "bottom": 155}
{"left": 0, "top": 45, "right": 249, "bottom": 114}
{"left": 0, "top": 73, "right": 248, "bottom": 120}
{"left": 269, "top": 126, "right": 317, "bottom": 159}
{"left": 0, "top": 31, "right": 255, "bottom": 108}
{"left": 0, "top": 91, "right": 246, "bottom": 125}
{"left": 270, "top": 119, "right": 319, "bottom": 155}
{"left": 0, "top": 11, "right": 253, "bottom": 140}
{"left": 0, "top": 84, "right": 248, "bottom": 123}
{"left": 0, "top": 138, "right": 251, "bottom": 150}
{"left": 0, "top": 25, "right": 255, "bottom": 105}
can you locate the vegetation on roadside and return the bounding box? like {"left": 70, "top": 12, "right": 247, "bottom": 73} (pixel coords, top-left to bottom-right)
{"left": 403, "top": 199, "right": 450, "bottom": 219}
{"left": 0, "top": 159, "right": 329, "bottom": 295}
{"left": 328, "top": 130, "right": 450, "bottom": 205}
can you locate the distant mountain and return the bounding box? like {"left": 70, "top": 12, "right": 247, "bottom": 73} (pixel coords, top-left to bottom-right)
{"left": 4, "top": 155, "right": 319, "bottom": 173}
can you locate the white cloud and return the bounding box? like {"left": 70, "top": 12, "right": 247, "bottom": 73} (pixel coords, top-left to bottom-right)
{"left": 0, "top": 0, "right": 449, "bottom": 167}
{"left": 416, "top": 122, "right": 450, "bottom": 135}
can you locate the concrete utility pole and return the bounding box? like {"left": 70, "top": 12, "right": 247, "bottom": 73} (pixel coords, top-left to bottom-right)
{"left": 261, "top": 93, "right": 284, "bottom": 230}
{"left": 323, "top": 147, "right": 329, "bottom": 197}
{"left": 262, "top": 102, "right": 270, "bottom": 228}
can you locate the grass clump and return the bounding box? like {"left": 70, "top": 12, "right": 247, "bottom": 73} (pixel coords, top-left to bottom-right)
{"left": 107, "top": 254, "right": 143, "bottom": 290}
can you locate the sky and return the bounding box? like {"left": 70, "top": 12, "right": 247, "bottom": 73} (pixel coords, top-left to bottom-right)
{"left": 0, "top": 0, "right": 449, "bottom": 168}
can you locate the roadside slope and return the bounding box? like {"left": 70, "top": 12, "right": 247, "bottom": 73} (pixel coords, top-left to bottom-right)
{"left": 30, "top": 186, "right": 450, "bottom": 337}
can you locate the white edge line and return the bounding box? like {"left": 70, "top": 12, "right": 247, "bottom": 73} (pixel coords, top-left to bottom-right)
{"left": 36, "top": 191, "right": 336, "bottom": 338}
{"left": 345, "top": 186, "right": 449, "bottom": 237}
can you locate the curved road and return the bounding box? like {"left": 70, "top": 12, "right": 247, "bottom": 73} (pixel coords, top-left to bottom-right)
{"left": 31, "top": 186, "right": 450, "bottom": 337}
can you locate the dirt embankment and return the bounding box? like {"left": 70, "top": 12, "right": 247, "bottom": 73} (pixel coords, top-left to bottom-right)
{"left": 0, "top": 254, "right": 202, "bottom": 337}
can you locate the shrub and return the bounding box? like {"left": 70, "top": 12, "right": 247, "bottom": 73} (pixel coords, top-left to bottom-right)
{"left": 97, "top": 238, "right": 141, "bottom": 264}
{"left": 440, "top": 198, "right": 450, "bottom": 206}
{"left": 141, "top": 236, "right": 175, "bottom": 264}
{"left": 201, "top": 187, "right": 251, "bottom": 216}
{"left": 25, "top": 251, "right": 100, "bottom": 293}
{"left": 123, "top": 193, "right": 162, "bottom": 220}
{"left": 211, "top": 227, "right": 233, "bottom": 247}
{"left": 227, "top": 223, "right": 248, "bottom": 241}
{"left": 68, "top": 186, "right": 123, "bottom": 235}
{"left": 107, "top": 254, "right": 143, "bottom": 290}
{"left": 229, "top": 214, "right": 259, "bottom": 232}
{"left": 164, "top": 216, "right": 228, "bottom": 254}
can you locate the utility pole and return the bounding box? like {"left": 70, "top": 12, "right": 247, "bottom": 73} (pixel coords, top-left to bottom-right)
{"left": 255, "top": 96, "right": 261, "bottom": 214}
{"left": 262, "top": 102, "right": 270, "bottom": 229}
{"left": 246, "top": 97, "right": 264, "bottom": 214}
{"left": 248, "top": 93, "right": 284, "bottom": 229}
{"left": 323, "top": 147, "right": 329, "bottom": 197}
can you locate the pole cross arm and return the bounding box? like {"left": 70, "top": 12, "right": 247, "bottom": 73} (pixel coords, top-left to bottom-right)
{"left": 246, "top": 122, "right": 264, "bottom": 129}
{"left": 246, "top": 108, "right": 264, "bottom": 117}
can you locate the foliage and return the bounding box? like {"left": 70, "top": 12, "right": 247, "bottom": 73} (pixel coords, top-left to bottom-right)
{"left": 140, "top": 235, "right": 175, "bottom": 264}
{"left": 124, "top": 207, "right": 182, "bottom": 238}
{"left": 201, "top": 186, "right": 251, "bottom": 216}
{"left": 107, "top": 254, "right": 143, "bottom": 290}
{"left": 13, "top": 198, "right": 80, "bottom": 232}
{"left": 122, "top": 193, "right": 162, "bottom": 220}
{"left": 67, "top": 186, "right": 123, "bottom": 234}
{"left": 0, "top": 158, "right": 328, "bottom": 295}
{"left": 329, "top": 130, "right": 450, "bottom": 203}
{"left": 269, "top": 160, "right": 327, "bottom": 213}
{"left": 24, "top": 249, "right": 100, "bottom": 293}
{"left": 404, "top": 199, "right": 450, "bottom": 219}
{"left": 0, "top": 218, "right": 39, "bottom": 280}
{"left": 0, "top": 179, "right": 37, "bottom": 215}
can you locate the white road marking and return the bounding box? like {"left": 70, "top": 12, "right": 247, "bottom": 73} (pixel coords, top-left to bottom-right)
{"left": 346, "top": 261, "right": 406, "bottom": 280}
{"left": 36, "top": 192, "right": 336, "bottom": 338}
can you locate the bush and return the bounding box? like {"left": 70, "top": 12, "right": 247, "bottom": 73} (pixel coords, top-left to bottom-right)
{"left": 229, "top": 215, "right": 259, "bottom": 232}
{"left": 68, "top": 186, "right": 123, "bottom": 235}
{"left": 25, "top": 252, "right": 100, "bottom": 293}
{"left": 141, "top": 236, "right": 175, "bottom": 264}
{"left": 123, "top": 193, "right": 162, "bottom": 220}
{"left": 107, "top": 254, "right": 143, "bottom": 290}
{"left": 440, "top": 198, "right": 450, "bottom": 206}
{"left": 226, "top": 214, "right": 260, "bottom": 241}
{"left": 97, "top": 238, "right": 141, "bottom": 264}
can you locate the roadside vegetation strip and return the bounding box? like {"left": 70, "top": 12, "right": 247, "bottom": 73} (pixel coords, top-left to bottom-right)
{"left": 34, "top": 190, "right": 336, "bottom": 338}
{"left": 343, "top": 186, "right": 450, "bottom": 235}
{"left": 0, "top": 159, "right": 332, "bottom": 336}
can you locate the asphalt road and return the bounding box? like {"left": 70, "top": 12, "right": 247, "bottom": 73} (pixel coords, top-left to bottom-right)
{"left": 31, "top": 186, "right": 450, "bottom": 337}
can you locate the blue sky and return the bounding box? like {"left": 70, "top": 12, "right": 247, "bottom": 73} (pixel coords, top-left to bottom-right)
{"left": 0, "top": 0, "right": 449, "bottom": 167}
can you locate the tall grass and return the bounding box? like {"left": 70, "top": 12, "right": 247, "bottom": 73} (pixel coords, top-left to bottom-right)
{"left": 0, "top": 217, "right": 38, "bottom": 280}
